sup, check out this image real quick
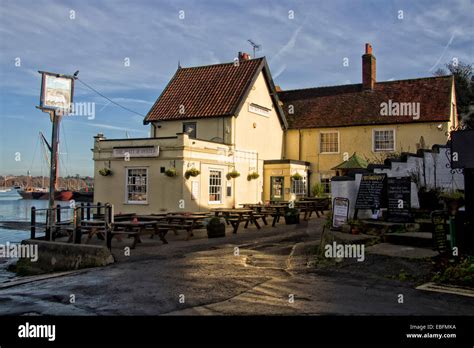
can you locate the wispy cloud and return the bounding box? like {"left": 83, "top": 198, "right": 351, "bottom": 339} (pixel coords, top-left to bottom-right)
{"left": 0, "top": 0, "right": 472, "bottom": 175}
{"left": 75, "top": 121, "right": 148, "bottom": 134}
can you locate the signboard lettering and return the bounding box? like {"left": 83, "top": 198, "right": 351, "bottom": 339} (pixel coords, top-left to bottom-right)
{"left": 386, "top": 177, "right": 412, "bottom": 222}
{"left": 113, "top": 146, "right": 159, "bottom": 158}
{"left": 355, "top": 173, "right": 387, "bottom": 210}
{"left": 431, "top": 211, "right": 448, "bottom": 253}
{"left": 332, "top": 197, "right": 349, "bottom": 229}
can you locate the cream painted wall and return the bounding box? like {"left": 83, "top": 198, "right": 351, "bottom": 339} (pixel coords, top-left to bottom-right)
{"left": 234, "top": 72, "right": 284, "bottom": 160}
{"left": 94, "top": 158, "right": 186, "bottom": 214}
{"left": 285, "top": 122, "right": 450, "bottom": 187}
{"left": 152, "top": 117, "right": 232, "bottom": 144}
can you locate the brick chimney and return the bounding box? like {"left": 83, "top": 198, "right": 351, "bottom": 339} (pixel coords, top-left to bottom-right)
{"left": 238, "top": 52, "right": 251, "bottom": 62}
{"left": 362, "top": 43, "right": 376, "bottom": 90}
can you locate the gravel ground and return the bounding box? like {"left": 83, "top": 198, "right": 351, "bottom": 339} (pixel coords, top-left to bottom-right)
{"left": 0, "top": 217, "right": 472, "bottom": 316}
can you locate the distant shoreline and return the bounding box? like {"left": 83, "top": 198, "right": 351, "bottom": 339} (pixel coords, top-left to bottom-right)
{"left": 0, "top": 221, "right": 45, "bottom": 232}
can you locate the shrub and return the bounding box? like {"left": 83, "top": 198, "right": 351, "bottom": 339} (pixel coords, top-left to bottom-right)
{"left": 312, "top": 183, "right": 327, "bottom": 197}
{"left": 432, "top": 257, "right": 474, "bottom": 287}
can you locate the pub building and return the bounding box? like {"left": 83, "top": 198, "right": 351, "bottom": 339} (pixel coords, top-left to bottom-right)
{"left": 93, "top": 53, "right": 308, "bottom": 213}
{"left": 93, "top": 45, "right": 457, "bottom": 214}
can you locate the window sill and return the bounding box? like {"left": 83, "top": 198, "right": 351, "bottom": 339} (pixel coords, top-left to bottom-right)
{"left": 373, "top": 149, "right": 395, "bottom": 153}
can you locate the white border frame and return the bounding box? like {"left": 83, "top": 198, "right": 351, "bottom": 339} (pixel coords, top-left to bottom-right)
{"left": 319, "top": 130, "right": 340, "bottom": 154}
{"left": 372, "top": 128, "right": 396, "bottom": 152}
{"left": 125, "top": 167, "right": 149, "bottom": 204}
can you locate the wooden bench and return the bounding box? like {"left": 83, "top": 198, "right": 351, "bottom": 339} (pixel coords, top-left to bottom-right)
{"left": 107, "top": 221, "right": 168, "bottom": 249}
{"left": 109, "top": 230, "right": 141, "bottom": 249}
{"left": 156, "top": 221, "right": 196, "bottom": 240}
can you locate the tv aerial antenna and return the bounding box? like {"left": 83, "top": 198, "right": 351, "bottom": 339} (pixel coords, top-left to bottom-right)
{"left": 247, "top": 39, "right": 262, "bottom": 58}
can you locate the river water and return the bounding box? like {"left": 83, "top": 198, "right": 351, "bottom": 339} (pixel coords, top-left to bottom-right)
{"left": 0, "top": 190, "right": 71, "bottom": 281}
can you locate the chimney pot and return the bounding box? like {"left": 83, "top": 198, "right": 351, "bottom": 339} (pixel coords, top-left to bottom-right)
{"left": 365, "top": 43, "right": 372, "bottom": 55}
{"left": 238, "top": 52, "right": 251, "bottom": 61}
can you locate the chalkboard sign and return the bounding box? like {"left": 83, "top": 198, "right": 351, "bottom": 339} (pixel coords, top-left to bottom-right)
{"left": 332, "top": 197, "right": 349, "bottom": 230}
{"left": 431, "top": 211, "right": 448, "bottom": 253}
{"left": 386, "top": 177, "right": 412, "bottom": 222}
{"left": 355, "top": 173, "right": 387, "bottom": 210}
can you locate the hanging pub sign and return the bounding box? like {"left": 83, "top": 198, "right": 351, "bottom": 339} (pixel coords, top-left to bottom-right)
{"left": 332, "top": 197, "right": 349, "bottom": 230}
{"left": 39, "top": 71, "right": 74, "bottom": 113}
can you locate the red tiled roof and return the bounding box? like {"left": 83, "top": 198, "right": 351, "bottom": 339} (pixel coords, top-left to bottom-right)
{"left": 277, "top": 75, "right": 453, "bottom": 129}
{"left": 144, "top": 58, "right": 266, "bottom": 122}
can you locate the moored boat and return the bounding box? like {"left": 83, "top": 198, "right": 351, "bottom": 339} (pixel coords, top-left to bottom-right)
{"left": 18, "top": 189, "right": 73, "bottom": 201}
{"left": 72, "top": 191, "right": 94, "bottom": 202}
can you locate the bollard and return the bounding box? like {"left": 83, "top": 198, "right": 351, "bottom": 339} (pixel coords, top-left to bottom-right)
{"left": 31, "top": 206, "right": 36, "bottom": 239}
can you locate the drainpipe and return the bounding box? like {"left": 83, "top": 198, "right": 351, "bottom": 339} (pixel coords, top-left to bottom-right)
{"left": 307, "top": 169, "right": 312, "bottom": 196}
{"left": 222, "top": 117, "right": 225, "bottom": 143}
{"left": 298, "top": 130, "right": 302, "bottom": 161}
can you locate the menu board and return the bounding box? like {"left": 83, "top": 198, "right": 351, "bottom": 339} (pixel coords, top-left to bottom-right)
{"left": 332, "top": 197, "right": 349, "bottom": 229}
{"left": 386, "top": 177, "right": 412, "bottom": 222}
{"left": 355, "top": 173, "right": 387, "bottom": 210}
{"left": 432, "top": 211, "right": 449, "bottom": 253}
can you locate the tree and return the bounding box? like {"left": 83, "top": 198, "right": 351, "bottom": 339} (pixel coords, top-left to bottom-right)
{"left": 434, "top": 61, "right": 473, "bottom": 129}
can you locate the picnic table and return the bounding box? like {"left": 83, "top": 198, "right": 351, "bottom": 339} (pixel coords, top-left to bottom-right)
{"left": 80, "top": 219, "right": 108, "bottom": 243}
{"left": 107, "top": 220, "right": 168, "bottom": 249}
{"left": 138, "top": 213, "right": 207, "bottom": 241}
{"left": 240, "top": 203, "right": 288, "bottom": 227}
{"left": 296, "top": 198, "right": 329, "bottom": 219}
{"left": 212, "top": 208, "right": 264, "bottom": 234}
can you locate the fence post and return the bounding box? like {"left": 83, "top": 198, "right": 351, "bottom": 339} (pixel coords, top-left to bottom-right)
{"left": 31, "top": 206, "right": 36, "bottom": 239}
{"left": 97, "top": 202, "right": 102, "bottom": 217}
{"left": 86, "top": 202, "right": 91, "bottom": 220}
{"left": 74, "top": 206, "right": 82, "bottom": 244}
{"left": 56, "top": 204, "right": 61, "bottom": 223}
{"left": 45, "top": 209, "right": 51, "bottom": 241}
{"left": 80, "top": 202, "right": 85, "bottom": 220}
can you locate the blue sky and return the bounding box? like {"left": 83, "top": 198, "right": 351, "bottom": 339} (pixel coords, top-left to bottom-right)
{"left": 0, "top": 0, "right": 472, "bottom": 176}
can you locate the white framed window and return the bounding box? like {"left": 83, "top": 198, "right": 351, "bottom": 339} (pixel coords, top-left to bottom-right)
{"left": 209, "top": 170, "right": 222, "bottom": 204}
{"left": 291, "top": 176, "right": 307, "bottom": 196}
{"left": 183, "top": 122, "right": 197, "bottom": 139}
{"left": 373, "top": 129, "right": 395, "bottom": 152}
{"left": 126, "top": 168, "right": 148, "bottom": 204}
{"left": 320, "top": 132, "right": 339, "bottom": 154}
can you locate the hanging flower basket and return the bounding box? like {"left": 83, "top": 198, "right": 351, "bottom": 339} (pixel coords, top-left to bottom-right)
{"left": 165, "top": 168, "right": 178, "bottom": 177}
{"left": 226, "top": 170, "right": 240, "bottom": 180}
{"left": 184, "top": 168, "right": 200, "bottom": 179}
{"left": 99, "top": 168, "right": 112, "bottom": 177}
{"left": 291, "top": 173, "right": 303, "bottom": 181}
{"left": 247, "top": 172, "right": 260, "bottom": 181}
